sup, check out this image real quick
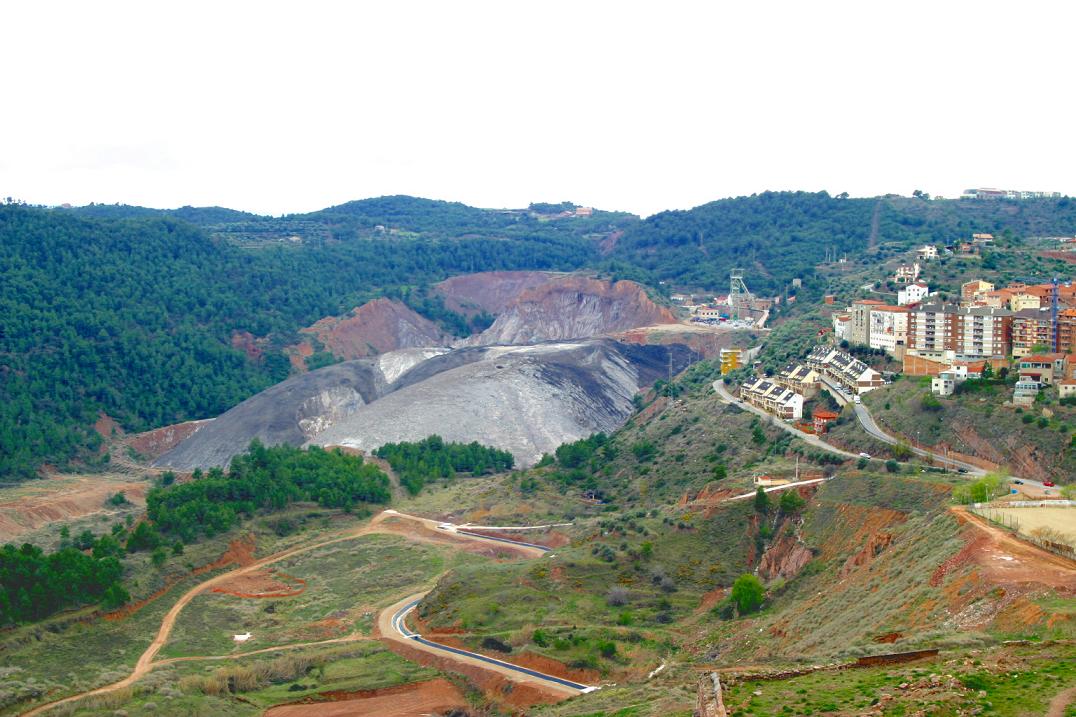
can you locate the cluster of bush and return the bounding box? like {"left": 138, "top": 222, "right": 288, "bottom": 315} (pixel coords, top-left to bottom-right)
{"left": 375, "top": 435, "right": 514, "bottom": 495}
{"left": 0, "top": 543, "right": 127, "bottom": 625}
{"left": 148, "top": 441, "right": 390, "bottom": 542}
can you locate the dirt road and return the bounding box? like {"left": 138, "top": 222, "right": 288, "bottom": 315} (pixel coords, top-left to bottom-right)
{"left": 1046, "top": 685, "right": 1076, "bottom": 717}
{"left": 20, "top": 510, "right": 553, "bottom": 716}
{"left": 952, "top": 507, "right": 1076, "bottom": 590}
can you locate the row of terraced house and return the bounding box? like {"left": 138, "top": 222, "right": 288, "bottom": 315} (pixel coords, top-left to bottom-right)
{"left": 739, "top": 347, "right": 884, "bottom": 421}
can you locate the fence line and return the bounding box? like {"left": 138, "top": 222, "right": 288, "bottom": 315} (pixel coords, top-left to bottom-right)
{"left": 970, "top": 500, "right": 1075, "bottom": 509}
{"left": 970, "top": 505, "right": 1076, "bottom": 561}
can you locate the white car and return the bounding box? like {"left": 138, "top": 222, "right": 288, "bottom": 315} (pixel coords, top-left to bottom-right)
{"left": 858, "top": 452, "right": 871, "bottom": 459}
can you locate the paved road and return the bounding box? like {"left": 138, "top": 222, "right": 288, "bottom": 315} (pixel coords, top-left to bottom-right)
{"left": 383, "top": 595, "right": 597, "bottom": 696}
{"left": 711, "top": 380, "right": 858, "bottom": 460}
{"left": 853, "top": 404, "right": 1053, "bottom": 491}
{"left": 851, "top": 403, "right": 984, "bottom": 473}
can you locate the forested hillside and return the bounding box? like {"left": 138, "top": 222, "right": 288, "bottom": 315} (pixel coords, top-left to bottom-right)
{"left": 0, "top": 202, "right": 606, "bottom": 479}
{"left": 71, "top": 195, "right": 639, "bottom": 246}
{"left": 608, "top": 191, "right": 1076, "bottom": 293}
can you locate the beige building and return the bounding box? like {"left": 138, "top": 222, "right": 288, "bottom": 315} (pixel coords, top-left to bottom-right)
{"left": 961, "top": 279, "right": 994, "bottom": 302}
{"left": 851, "top": 299, "right": 885, "bottom": 346}
{"left": 775, "top": 363, "right": 821, "bottom": 397}
{"left": 1009, "top": 293, "right": 1042, "bottom": 312}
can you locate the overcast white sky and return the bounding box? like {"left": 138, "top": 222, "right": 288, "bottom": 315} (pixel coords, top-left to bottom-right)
{"left": 2, "top": 1, "right": 1073, "bottom": 217}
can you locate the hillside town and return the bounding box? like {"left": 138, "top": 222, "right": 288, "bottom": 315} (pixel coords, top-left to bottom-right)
{"left": 739, "top": 236, "right": 1076, "bottom": 420}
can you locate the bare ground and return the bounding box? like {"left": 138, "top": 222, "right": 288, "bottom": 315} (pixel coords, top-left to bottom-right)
{"left": 263, "top": 678, "right": 467, "bottom": 717}
{"left": 0, "top": 475, "right": 147, "bottom": 542}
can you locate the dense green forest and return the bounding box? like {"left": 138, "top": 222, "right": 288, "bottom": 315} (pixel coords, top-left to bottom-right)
{"left": 607, "top": 191, "right": 1076, "bottom": 294}
{"left": 375, "top": 435, "right": 515, "bottom": 495}
{"left": 0, "top": 543, "right": 126, "bottom": 625}
{"left": 146, "top": 443, "right": 390, "bottom": 542}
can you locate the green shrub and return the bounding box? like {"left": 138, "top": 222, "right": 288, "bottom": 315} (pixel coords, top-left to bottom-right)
{"left": 731, "top": 574, "right": 765, "bottom": 614}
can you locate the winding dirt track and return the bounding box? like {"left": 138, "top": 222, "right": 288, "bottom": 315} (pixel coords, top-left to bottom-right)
{"left": 20, "top": 510, "right": 549, "bottom": 716}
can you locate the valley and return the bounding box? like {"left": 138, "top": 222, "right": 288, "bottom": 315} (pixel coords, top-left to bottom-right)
{"left": 2, "top": 193, "right": 1075, "bottom": 717}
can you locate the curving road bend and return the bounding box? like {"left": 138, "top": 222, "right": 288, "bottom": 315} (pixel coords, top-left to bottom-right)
{"left": 381, "top": 594, "right": 597, "bottom": 696}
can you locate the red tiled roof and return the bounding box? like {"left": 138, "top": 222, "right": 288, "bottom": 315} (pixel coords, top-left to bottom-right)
{"left": 1022, "top": 353, "right": 1066, "bottom": 362}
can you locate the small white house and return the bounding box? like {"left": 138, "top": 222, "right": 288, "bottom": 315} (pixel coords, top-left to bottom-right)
{"left": 233, "top": 632, "right": 253, "bottom": 643}
{"left": 916, "top": 245, "right": 939, "bottom": 261}
{"left": 931, "top": 370, "right": 962, "bottom": 396}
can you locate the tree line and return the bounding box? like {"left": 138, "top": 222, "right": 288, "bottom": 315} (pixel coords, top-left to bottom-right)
{"left": 0, "top": 543, "right": 126, "bottom": 625}
{"left": 375, "top": 435, "right": 515, "bottom": 495}
{"left": 147, "top": 442, "right": 390, "bottom": 542}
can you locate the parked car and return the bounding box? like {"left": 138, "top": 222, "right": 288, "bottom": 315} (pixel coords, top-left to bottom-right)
{"left": 1043, "top": 480, "right": 1056, "bottom": 487}
{"left": 1013, "top": 479, "right": 1024, "bottom": 485}
{"left": 858, "top": 452, "right": 871, "bottom": 459}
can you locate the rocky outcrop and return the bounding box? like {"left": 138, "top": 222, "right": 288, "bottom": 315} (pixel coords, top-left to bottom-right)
{"left": 156, "top": 340, "right": 695, "bottom": 470}
{"left": 433, "top": 271, "right": 561, "bottom": 316}
{"left": 840, "top": 532, "right": 895, "bottom": 577}
{"left": 313, "top": 340, "right": 692, "bottom": 467}
{"left": 128, "top": 419, "right": 209, "bottom": 460}
{"left": 301, "top": 298, "right": 452, "bottom": 360}
{"left": 758, "top": 534, "right": 814, "bottom": 581}
{"left": 474, "top": 277, "right": 678, "bottom": 345}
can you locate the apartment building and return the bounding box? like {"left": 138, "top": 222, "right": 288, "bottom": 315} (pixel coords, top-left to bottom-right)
{"left": 954, "top": 306, "right": 1013, "bottom": 357}
{"left": 868, "top": 305, "right": 909, "bottom": 355}
{"left": 1011, "top": 308, "right": 1055, "bottom": 357}
{"left": 907, "top": 304, "right": 1012, "bottom": 357}
{"left": 907, "top": 303, "right": 958, "bottom": 353}
{"left": 850, "top": 299, "right": 885, "bottom": 346}
{"left": 1058, "top": 309, "right": 1076, "bottom": 354}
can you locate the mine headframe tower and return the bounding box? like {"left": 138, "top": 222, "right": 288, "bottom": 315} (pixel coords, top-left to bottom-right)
{"left": 729, "top": 268, "right": 753, "bottom": 319}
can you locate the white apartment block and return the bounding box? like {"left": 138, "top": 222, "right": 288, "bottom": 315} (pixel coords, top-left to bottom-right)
{"left": 868, "top": 306, "right": 909, "bottom": 355}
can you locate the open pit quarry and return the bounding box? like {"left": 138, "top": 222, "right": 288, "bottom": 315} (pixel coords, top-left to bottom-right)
{"left": 155, "top": 340, "right": 694, "bottom": 470}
